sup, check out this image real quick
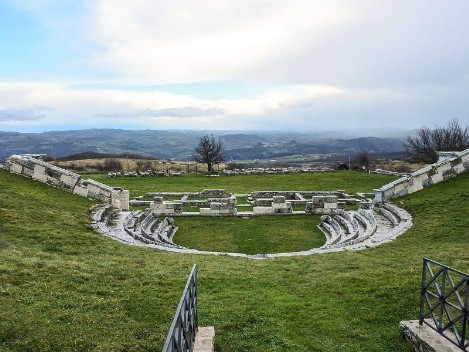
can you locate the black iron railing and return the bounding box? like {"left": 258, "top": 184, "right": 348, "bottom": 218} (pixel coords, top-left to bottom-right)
{"left": 420, "top": 258, "right": 469, "bottom": 351}
{"left": 162, "top": 264, "right": 198, "bottom": 352}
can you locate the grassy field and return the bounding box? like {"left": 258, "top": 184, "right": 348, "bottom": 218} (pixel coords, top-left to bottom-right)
{"left": 174, "top": 216, "right": 325, "bottom": 254}
{"left": 2, "top": 169, "right": 469, "bottom": 351}
{"left": 86, "top": 171, "right": 397, "bottom": 196}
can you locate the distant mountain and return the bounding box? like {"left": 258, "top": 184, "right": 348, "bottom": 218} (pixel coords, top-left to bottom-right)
{"left": 0, "top": 128, "right": 406, "bottom": 161}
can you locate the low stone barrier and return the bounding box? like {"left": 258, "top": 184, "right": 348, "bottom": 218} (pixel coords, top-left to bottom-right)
{"left": 150, "top": 197, "right": 183, "bottom": 216}
{"left": 200, "top": 195, "right": 237, "bottom": 216}
{"left": 253, "top": 195, "right": 292, "bottom": 215}
{"left": 6, "top": 154, "right": 129, "bottom": 210}
{"left": 374, "top": 149, "right": 469, "bottom": 203}
{"left": 305, "top": 195, "right": 338, "bottom": 214}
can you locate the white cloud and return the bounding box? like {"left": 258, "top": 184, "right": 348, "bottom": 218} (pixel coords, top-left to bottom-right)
{"left": 87, "top": 0, "right": 355, "bottom": 83}
{"left": 0, "top": 81, "right": 347, "bottom": 130}
{"left": 3, "top": 1, "right": 469, "bottom": 132}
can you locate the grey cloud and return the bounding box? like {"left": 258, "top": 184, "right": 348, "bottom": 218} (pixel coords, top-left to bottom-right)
{"left": 0, "top": 107, "right": 49, "bottom": 122}
{"left": 97, "top": 107, "right": 225, "bottom": 118}
{"left": 239, "top": 84, "right": 469, "bottom": 132}
{"left": 249, "top": 0, "right": 469, "bottom": 89}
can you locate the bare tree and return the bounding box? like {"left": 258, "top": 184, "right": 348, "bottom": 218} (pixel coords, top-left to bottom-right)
{"left": 353, "top": 150, "right": 373, "bottom": 170}
{"left": 405, "top": 119, "right": 469, "bottom": 163}
{"left": 192, "top": 135, "right": 225, "bottom": 173}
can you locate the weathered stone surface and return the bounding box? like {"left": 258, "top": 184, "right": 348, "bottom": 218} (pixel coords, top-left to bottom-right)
{"left": 272, "top": 195, "right": 285, "bottom": 204}
{"left": 32, "top": 166, "right": 47, "bottom": 182}
{"left": 9, "top": 163, "right": 23, "bottom": 174}
{"left": 306, "top": 195, "right": 338, "bottom": 214}
{"left": 400, "top": 320, "right": 462, "bottom": 352}
{"left": 60, "top": 174, "right": 80, "bottom": 189}
{"left": 150, "top": 201, "right": 183, "bottom": 215}
{"left": 6, "top": 154, "right": 130, "bottom": 210}
{"left": 194, "top": 326, "right": 215, "bottom": 352}
{"left": 22, "top": 167, "right": 34, "bottom": 177}
{"left": 198, "top": 189, "right": 229, "bottom": 197}
{"left": 73, "top": 185, "right": 88, "bottom": 198}
{"left": 252, "top": 206, "right": 274, "bottom": 215}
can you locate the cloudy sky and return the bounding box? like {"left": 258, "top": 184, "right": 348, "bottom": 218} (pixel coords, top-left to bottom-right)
{"left": 1, "top": 0, "right": 468, "bottom": 132}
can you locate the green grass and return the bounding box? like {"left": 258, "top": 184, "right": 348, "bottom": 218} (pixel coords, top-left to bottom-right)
{"left": 2, "top": 169, "right": 469, "bottom": 351}
{"left": 85, "top": 171, "right": 397, "bottom": 197}
{"left": 174, "top": 216, "right": 325, "bottom": 254}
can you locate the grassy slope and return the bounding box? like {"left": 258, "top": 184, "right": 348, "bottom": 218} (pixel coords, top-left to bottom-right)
{"left": 1, "top": 169, "right": 469, "bottom": 351}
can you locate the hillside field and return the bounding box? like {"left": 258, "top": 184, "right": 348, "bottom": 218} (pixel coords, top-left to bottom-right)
{"left": 1, "top": 169, "right": 469, "bottom": 351}
{"left": 87, "top": 170, "right": 397, "bottom": 196}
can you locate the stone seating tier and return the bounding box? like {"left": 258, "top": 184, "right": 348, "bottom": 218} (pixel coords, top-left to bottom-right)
{"left": 122, "top": 210, "right": 182, "bottom": 248}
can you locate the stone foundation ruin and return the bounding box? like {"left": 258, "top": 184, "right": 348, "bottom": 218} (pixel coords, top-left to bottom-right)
{"left": 5, "top": 148, "right": 469, "bottom": 258}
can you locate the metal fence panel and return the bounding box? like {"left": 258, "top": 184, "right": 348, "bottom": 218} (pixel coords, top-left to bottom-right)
{"left": 420, "top": 258, "right": 469, "bottom": 351}
{"left": 162, "top": 264, "right": 198, "bottom": 352}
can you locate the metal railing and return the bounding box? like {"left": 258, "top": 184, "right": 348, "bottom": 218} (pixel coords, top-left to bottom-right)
{"left": 162, "top": 264, "right": 198, "bottom": 352}
{"left": 420, "top": 258, "right": 469, "bottom": 351}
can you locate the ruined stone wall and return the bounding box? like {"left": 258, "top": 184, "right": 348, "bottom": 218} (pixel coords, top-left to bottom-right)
{"left": 252, "top": 196, "right": 292, "bottom": 215}
{"left": 374, "top": 149, "right": 469, "bottom": 203}
{"left": 6, "top": 155, "right": 129, "bottom": 211}
{"left": 150, "top": 197, "right": 183, "bottom": 216}
{"left": 305, "top": 195, "right": 340, "bottom": 214}
{"left": 251, "top": 191, "right": 343, "bottom": 199}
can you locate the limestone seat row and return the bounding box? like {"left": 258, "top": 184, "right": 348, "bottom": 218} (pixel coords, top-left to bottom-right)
{"left": 123, "top": 210, "right": 183, "bottom": 248}
{"left": 90, "top": 204, "right": 120, "bottom": 235}
{"left": 319, "top": 208, "right": 378, "bottom": 248}
{"left": 370, "top": 203, "right": 412, "bottom": 243}
{"left": 318, "top": 202, "right": 412, "bottom": 250}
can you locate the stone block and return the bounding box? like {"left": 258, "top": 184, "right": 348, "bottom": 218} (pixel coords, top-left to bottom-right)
{"left": 199, "top": 208, "right": 211, "bottom": 215}
{"left": 253, "top": 207, "right": 274, "bottom": 215}
{"left": 323, "top": 202, "right": 338, "bottom": 209}
{"left": 272, "top": 202, "right": 288, "bottom": 209}
{"left": 33, "top": 164, "right": 46, "bottom": 175}
{"left": 324, "top": 195, "right": 337, "bottom": 203}
{"left": 272, "top": 195, "right": 285, "bottom": 204}
{"left": 10, "top": 163, "right": 23, "bottom": 174}
{"left": 87, "top": 191, "right": 101, "bottom": 200}
{"left": 422, "top": 178, "right": 433, "bottom": 188}
{"left": 23, "top": 167, "right": 34, "bottom": 177}
{"left": 400, "top": 320, "right": 461, "bottom": 352}
{"left": 73, "top": 185, "right": 88, "bottom": 198}
{"left": 60, "top": 174, "right": 80, "bottom": 189}
{"left": 32, "top": 165, "right": 47, "bottom": 181}
{"left": 210, "top": 202, "right": 222, "bottom": 211}
{"left": 312, "top": 196, "right": 325, "bottom": 205}
{"left": 199, "top": 189, "right": 228, "bottom": 197}
{"left": 114, "top": 190, "right": 130, "bottom": 211}
{"left": 254, "top": 198, "right": 272, "bottom": 206}
{"left": 150, "top": 203, "right": 163, "bottom": 214}
{"left": 194, "top": 326, "right": 215, "bottom": 352}
{"left": 45, "top": 176, "right": 62, "bottom": 188}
